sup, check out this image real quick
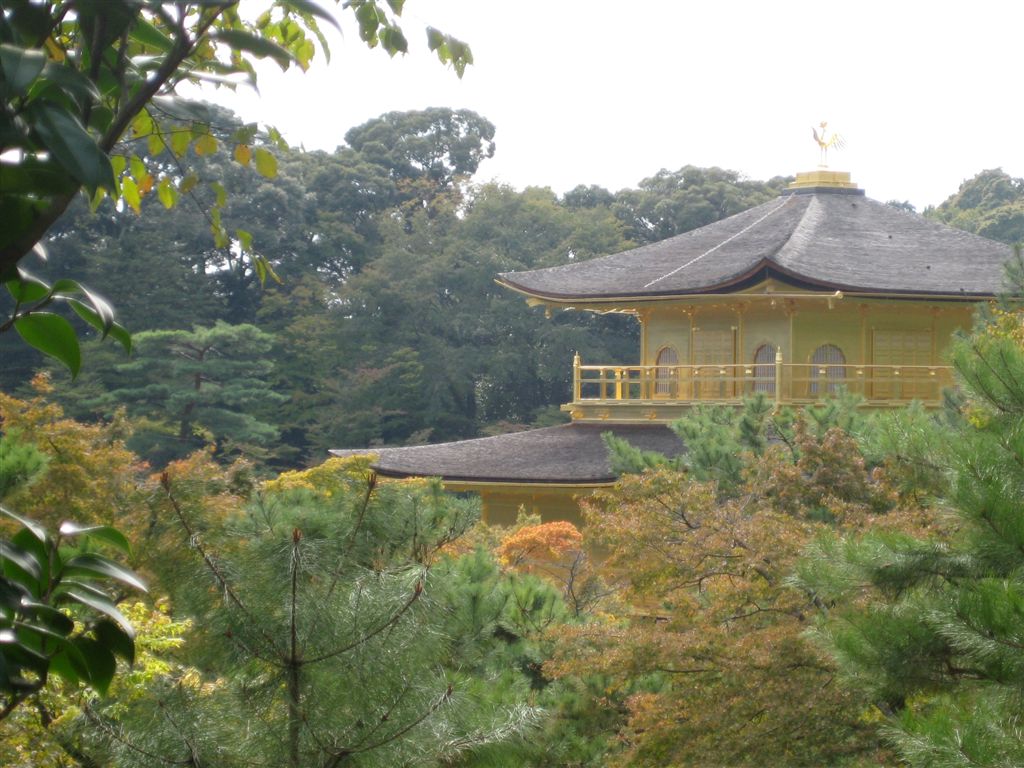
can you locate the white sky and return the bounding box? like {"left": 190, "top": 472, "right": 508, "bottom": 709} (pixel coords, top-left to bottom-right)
{"left": 194, "top": 0, "right": 1024, "bottom": 211}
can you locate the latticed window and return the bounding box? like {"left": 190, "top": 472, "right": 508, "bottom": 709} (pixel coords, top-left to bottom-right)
{"left": 752, "top": 343, "right": 777, "bottom": 394}
{"left": 872, "top": 329, "right": 933, "bottom": 399}
{"left": 654, "top": 346, "right": 679, "bottom": 397}
{"left": 810, "top": 344, "right": 846, "bottom": 395}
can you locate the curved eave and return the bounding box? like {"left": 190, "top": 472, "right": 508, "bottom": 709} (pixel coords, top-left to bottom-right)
{"left": 496, "top": 261, "right": 999, "bottom": 306}
{"left": 374, "top": 469, "right": 617, "bottom": 487}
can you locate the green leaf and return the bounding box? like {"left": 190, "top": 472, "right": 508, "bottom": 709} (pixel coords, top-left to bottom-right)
{"left": 67, "top": 299, "right": 132, "bottom": 353}
{"left": 36, "top": 62, "right": 101, "bottom": 106}
{"left": 236, "top": 228, "right": 253, "bottom": 253}
{"left": 0, "top": 44, "right": 46, "bottom": 96}
{"left": 156, "top": 176, "right": 178, "bottom": 209}
{"left": 211, "top": 181, "right": 227, "bottom": 208}
{"left": 94, "top": 618, "right": 135, "bottom": 665}
{"left": 28, "top": 102, "right": 115, "bottom": 192}
{"left": 385, "top": 0, "right": 405, "bottom": 14}
{"left": 121, "top": 175, "right": 141, "bottom": 214}
{"left": 212, "top": 29, "right": 297, "bottom": 69}
{"left": 62, "top": 553, "right": 146, "bottom": 593}
{"left": 253, "top": 147, "right": 277, "bottom": 178}
{"left": 5, "top": 271, "right": 49, "bottom": 303}
{"left": 129, "top": 154, "right": 146, "bottom": 181}
{"left": 48, "top": 646, "right": 82, "bottom": 686}
{"left": 280, "top": 0, "right": 342, "bottom": 31}
{"left": 14, "top": 312, "right": 82, "bottom": 378}
{"left": 58, "top": 523, "right": 132, "bottom": 554}
{"left": 1, "top": 507, "right": 48, "bottom": 545}
{"left": 60, "top": 591, "right": 135, "bottom": 637}
{"left": 19, "top": 600, "right": 74, "bottom": 636}
{"left": 129, "top": 19, "right": 174, "bottom": 52}
{"left": 72, "top": 636, "right": 115, "bottom": 695}
{"left": 0, "top": 541, "right": 41, "bottom": 581}
{"left": 170, "top": 129, "right": 191, "bottom": 157}
{"left": 379, "top": 26, "right": 408, "bottom": 56}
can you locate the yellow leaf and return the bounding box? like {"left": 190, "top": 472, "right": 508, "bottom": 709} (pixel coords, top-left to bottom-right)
{"left": 170, "top": 129, "right": 191, "bottom": 157}
{"left": 234, "top": 144, "right": 252, "bottom": 166}
{"left": 157, "top": 177, "right": 177, "bottom": 209}
{"left": 194, "top": 133, "right": 218, "bottom": 157}
{"left": 121, "top": 177, "right": 141, "bottom": 214}
{"left": 147, "top": 132, "right": 164, "bottom": 158}
{"left": 130, "top": 155, "right": 146, "bottom": 181}
{"left": 253, "top": 147, "right": 277, "bottom": 178}
{"left": 44, "top": 37, "right": 65, "bottom": 61}
{"left": 139, "top": 174, "right": 154, "bottom": 195}
{"left": 179, "top": 174, "right": 198, "bottom": 195}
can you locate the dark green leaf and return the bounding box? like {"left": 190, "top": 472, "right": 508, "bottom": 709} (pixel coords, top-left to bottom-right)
{"left": 67, "top": 299, "right": 132, "bottom": 353}
{"left": 280, "top": 0, "right": 341, "bottom": 31}
{"left": 58, "top": 523, "right": 131, "bottom": 554}
{"left": 0, "top": 44, "right": 46, "bottom": 95}
{"left": 48, "top": 646, "right": 82, "bottom": 686}
{"left": 94, "top": 618, "right": 135, "bottom": 665}
{"left": 0, "top": 506, "right": 48, "bottom": 543}
{"left": 129, "top": 19, "right": 174, "bottom": 52}
{"left": 62, "top": 553, "right": 146, "bottom": 593}
{"left": 0, "top": 158, "right": 78, "bottom": 195}
{"left": 379, "top": 26, "right": 408, "bottom": 55}
{"left": 60, "top": 591, "right": 135, "bottom": 637}
{"left": 28, "top": 101, "right": 115, "bottom": 192}
{"left": 19, "top": 600, "right": 74, "bottom": 636}
{"left": 13, "top": 312, "right": 82, "bottom": 378}
{"left": 5, "top": 271, "right": 49, "bottom": 303}
{"left": 33, "top": 62, "right": 102, "bottom": 105}
{"left": 0, "top": 541, "right": 41, "bottom": 581}
{"left": 72, "top": 636, "right": 115, "bottom": 695}
{"left": 0, "top": 633, "right": 49, "bottom": 676}
{"left": 212, "top": 29, "right": 297, "bottom": 68}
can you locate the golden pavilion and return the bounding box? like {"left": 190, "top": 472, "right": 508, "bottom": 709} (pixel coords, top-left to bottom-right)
{"left": 334, "top": 167, "right": 1013, "bottom": 523}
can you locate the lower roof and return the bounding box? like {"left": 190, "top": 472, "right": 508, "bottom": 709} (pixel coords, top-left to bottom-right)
{"left": 330, "top": 423, "right": 685, "bottom": 485}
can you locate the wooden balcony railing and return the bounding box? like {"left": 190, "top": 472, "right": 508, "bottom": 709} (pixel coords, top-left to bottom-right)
{"left": 571, "top": 352, "right": 954, "bottom": 406}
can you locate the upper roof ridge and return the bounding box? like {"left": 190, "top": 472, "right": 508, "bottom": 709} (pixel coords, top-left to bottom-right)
{"left": 643, "top": 194, "right": 798, "bottom": 290}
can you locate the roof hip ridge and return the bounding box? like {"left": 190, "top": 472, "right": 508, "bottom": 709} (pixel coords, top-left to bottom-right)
{"left": 642, "top": 194, "right": 797, "bottom": 289}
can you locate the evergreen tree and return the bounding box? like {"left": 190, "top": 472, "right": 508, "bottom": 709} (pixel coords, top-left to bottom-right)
{"left": 92, "top": 322, "right": 287, "bottom": 466}
{"left": 795, "top": 310, "right": 1024, "bottom": 767}
{"left": 77, "top": 456, "right": 540, "bottom": 768}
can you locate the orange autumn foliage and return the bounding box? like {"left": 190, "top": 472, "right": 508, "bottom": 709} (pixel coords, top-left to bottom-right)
{"left": 545, "top": 420, "right": 912, "bottom": 767}
{"left": 495, "top": 520, "right": 584, "bottom": 568}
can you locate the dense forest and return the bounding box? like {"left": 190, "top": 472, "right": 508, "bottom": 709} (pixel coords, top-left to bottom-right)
{"left": 2, "top": 104, "right": 798, "bottom": 469}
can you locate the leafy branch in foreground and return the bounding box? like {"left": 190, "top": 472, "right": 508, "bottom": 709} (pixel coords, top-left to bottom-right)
{"left": 0, "top": 507, "right": 145, "bottom": 722}
{"left": 1, "top": 0, "right": 472, "bottom": 373}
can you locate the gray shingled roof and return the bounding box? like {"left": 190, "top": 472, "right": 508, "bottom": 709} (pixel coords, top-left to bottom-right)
{"left": 330, "top": 423, "right": 685, "bottom": 484}
{"left": 497, "top": 191, "right": 1013, "bottom": 300}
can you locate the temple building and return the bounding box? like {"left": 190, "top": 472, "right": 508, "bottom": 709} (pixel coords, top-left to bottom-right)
{"left": 333, "top": 168, "right": 1012, "bottom": 524}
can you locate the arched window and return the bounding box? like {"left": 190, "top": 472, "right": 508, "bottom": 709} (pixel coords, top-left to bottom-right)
{"left": 654, "top": 346, "right": 679, "bottom": 397}
{"left": 752, "top": 343, "right": 777, "bottom": 394}
{"left": 810, "top": 344, "right": 846, "bottom": 395}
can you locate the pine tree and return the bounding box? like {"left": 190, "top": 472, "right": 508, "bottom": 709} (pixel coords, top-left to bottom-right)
{"left": 79, "top": 456, "right": 540, "bottom": 768}
{"left": 795, "top": 311, "right": 1024, "bottom": 767}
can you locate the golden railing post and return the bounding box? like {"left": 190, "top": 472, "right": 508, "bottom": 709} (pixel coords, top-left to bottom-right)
{"left": 573, "top": 352, "right": 581, "bottom": 402}
{"left": 774, "top": 350, "right": 783, "bottom": 406}
{"left": 615, "top": 368, "right": 623, "bottom": 400}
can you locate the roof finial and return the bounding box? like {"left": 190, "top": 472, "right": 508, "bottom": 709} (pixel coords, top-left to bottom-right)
{"left": 812, "top": 121, "right": 845, "bottom": 168}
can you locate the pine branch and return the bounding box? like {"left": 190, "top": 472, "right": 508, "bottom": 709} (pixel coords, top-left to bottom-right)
{"left": 160, "top": 471, "right": 284, "bottom": 659}
{"left": 304, "top": 580, "right": 423, "bottom": 665}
